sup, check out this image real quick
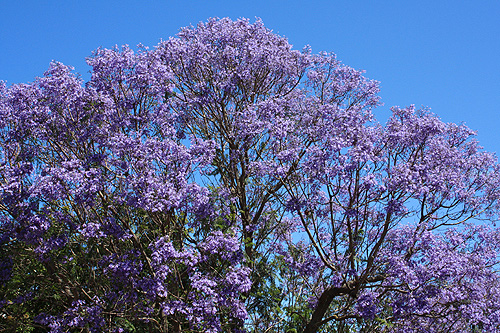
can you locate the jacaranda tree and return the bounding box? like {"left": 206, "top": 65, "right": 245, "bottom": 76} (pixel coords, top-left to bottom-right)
{"left": 2, "top": 17, "right": 500, "bottom": 332}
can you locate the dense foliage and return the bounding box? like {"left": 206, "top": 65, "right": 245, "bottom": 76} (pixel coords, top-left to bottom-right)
{"left": 2, "top": 18, "right": 500, "bottom": 332}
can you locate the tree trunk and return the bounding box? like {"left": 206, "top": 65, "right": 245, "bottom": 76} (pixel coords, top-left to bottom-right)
{"left": 303, "top": 286, "right": 349, "bottom": 333}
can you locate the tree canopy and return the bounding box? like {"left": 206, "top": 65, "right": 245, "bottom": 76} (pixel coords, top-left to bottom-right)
{"left": 2, "top": 17, "right": 500, "bottom": 332}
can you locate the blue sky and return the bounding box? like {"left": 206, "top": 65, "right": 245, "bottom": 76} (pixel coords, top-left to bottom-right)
{"left": 1, "top": 1, "right": 500, "bottom": 153}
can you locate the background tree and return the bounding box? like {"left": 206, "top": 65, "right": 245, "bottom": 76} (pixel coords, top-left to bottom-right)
{"left": 1, "top": 17, "right": 500, "bottom": 332}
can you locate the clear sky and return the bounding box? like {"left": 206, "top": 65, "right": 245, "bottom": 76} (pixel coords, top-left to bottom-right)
{"left": 1, "top": 1, "right": 499, "bottom": 153}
